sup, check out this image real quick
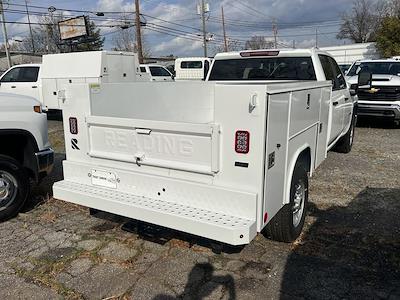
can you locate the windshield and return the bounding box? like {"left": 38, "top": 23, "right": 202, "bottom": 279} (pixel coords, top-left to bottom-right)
{"left": 208, "top": 57, "right": 316, "bottom": 81}
{"left": 347, "top": 62, "right": 400, "bottom": 76}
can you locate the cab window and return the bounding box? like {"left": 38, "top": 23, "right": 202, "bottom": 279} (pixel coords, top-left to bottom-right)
{"left": 181, "top": 61, "right": 203, "bottom": 69}
{"left": 149, "top": 66, "right": 171, "bottom": 77}
{"left": 319, "top": 55, "right": 345, "bottom": 90}
{"left": 1, "top": 66, "right": 39, "bottom": 82}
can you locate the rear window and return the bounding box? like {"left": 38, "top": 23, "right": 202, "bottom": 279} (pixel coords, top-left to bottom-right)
{"left": 208, "top": 57, "right": 316, "bottom": 81}
{"left": 180, "top": 61, "right": 203, "bottom": 69}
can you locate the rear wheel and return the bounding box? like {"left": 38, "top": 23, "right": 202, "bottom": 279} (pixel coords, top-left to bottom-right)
{"left": 266, "top": 162, "right": 308, "bottom": 242}
{"left": 0, "top": 155, "right": 29, "bottom": 221}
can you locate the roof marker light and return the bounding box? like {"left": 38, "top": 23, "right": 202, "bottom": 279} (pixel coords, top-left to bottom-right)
{"left": 240, "top": 50, "right": 280, "bottom": 57}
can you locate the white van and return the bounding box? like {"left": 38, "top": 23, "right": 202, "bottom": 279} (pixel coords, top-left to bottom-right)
{"left": 174, "top": 57, "right": 212, "bottom": 81}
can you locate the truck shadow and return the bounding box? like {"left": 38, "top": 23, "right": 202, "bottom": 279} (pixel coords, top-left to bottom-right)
{"left": 280, "top": 187, "right": 400, "bottom": 299}
{"left": 22, "top": 152, "right": 65, "bottom": 212}
{"left": 153, "top": 263, "right": 236, "bottom": 300}
{"left": 356, "top": 116, "right": 399, "bottom": 129}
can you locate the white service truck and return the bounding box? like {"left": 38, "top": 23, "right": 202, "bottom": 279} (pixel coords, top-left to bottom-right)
{"left": 0, "top": 93, "right": 54, "bottom": 220}
{"left": 0, "top": 51, "right": 146, "bottom": 111}
{"left": 53, "top": 49, "right": 355, "bottom": 245}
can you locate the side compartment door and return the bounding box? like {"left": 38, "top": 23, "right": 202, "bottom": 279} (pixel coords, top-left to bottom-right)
{"left": 319, "top": 55, "right": 345, "bottom": 144}
{"left": 263, "top": 92, "right": 290, "bottom": 226}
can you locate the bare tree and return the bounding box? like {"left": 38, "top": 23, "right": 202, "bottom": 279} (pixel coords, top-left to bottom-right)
{"left": 111, "top": 26, "right": 151, "bottom": 58}
{"left": 337, "top": 0, "right": 385, "bottom": 43}
{"left": 112, "top": 27, "right": 136, "bottom": 52}
{"left": 244, "top": 36, "right": 274, "bottom": 50}
{"left": 212, "top": 39, "right": 243, "bottom": 54}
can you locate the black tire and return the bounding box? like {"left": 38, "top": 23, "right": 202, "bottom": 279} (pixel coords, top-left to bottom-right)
{"left": 0, "top": 155, "right": 30, "bottom": 221}
{"left": 265, "top": 162, "right": 308, "bottom": 242}
{"left": 334, "top": 114, "right": 356, "bottom": 153}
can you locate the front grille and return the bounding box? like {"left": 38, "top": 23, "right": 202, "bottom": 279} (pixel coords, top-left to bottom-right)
{"left": 357, "top": 86, "right": 400, "bottom": 101}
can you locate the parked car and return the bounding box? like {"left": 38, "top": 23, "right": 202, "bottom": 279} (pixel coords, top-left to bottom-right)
{"left": 174, "top": 57, "right": 212, "bottom": 81}
{"left": 53, "top": 48, "right": 355, "bottom": 246}
{"left": 0, "top": 93, "right": 54, "bottom": 220}
{"left": 0, "top": 51, "right": 146, "bottom": 111}
{"left": 346, "top": 59, "right": 400, "bottom": 124}
{"left": 139, "top": 64, "right": 174, "bottom": 81}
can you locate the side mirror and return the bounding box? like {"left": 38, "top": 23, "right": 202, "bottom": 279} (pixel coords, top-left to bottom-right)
{"left": 358, "top": 70, "right": 372, "bottom": 88}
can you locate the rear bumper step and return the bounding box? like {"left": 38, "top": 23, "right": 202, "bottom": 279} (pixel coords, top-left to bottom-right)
{"left": 53, "top": 180, "right": 257, "bottom": 245}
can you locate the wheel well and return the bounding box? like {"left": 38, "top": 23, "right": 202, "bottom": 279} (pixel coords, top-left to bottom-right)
{"left": 0, "top": 130, "right": 39, "bottom": 181}
{"left": 297, "top": 147, "right": 311, "bottom": 173}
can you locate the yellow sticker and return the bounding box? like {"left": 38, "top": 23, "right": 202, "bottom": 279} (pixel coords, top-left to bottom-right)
{"left": 89, "top": 83, "right": 101, "bottom": 93}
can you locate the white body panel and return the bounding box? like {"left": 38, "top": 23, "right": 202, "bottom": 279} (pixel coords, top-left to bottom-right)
{"left": 54, "top": 80, "right": 333, "bottom": 245}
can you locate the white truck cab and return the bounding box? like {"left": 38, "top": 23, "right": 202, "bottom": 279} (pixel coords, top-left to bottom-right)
{"left": 139, "top": 64, "right": 174, "bottom": 82}
{"left": 0, "top": 93, "right": 54, "bottom": 220}
{"left": 207, "top": 48, "right": 354, "bottom": 150}
{"left": 0, "top": 63, "right": 41, "bottom": 101}
{"left": 346, "top": 59, "right": 400, "bottom": 123}
{"left": 53, "top": 48, "right": 355, "bottom": 246}
{"left": 174, "top": 57, "right": 212, "bottom": 81}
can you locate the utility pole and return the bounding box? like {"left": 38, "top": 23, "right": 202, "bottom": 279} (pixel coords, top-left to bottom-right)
{"left": 135, "top": 0, "right": 144, "bottom": 63}
{"left": 292, "top": 40, "right": 295, "bottom": 49}
{"left": 201, "top": 0, "right": 207, "bottom": 57}
{"left": 221, "top": 6, "right": 228, "bottom": 52}
{"left": 272, "top": 19, "right": 278, "bottom": 49}
{"left": 0, "top": 0, "right": 11, "bottom": 68}
{"left": 315, "top": 28, "right": 318, "bottom": 48}
{"left": 25, "top": 0, "right": 35, "bottom": 53}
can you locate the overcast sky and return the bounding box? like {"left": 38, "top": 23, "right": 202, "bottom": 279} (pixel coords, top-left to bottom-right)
{"left": 2, "top": 0, "right": 353, "bottom": 57}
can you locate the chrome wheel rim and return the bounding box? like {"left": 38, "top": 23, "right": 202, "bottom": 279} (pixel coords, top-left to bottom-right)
{"left": 292, "top": 180, "right": 305, "bottom": 228}
{"left": 0, "top": 171, "right": 18, "bottom": 208}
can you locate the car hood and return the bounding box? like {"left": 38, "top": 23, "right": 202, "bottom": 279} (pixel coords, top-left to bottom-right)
{"left": 346, "top": 74, "right": 400, "bottom": 86}
{"left": 0, "top": 92, "right": 40, "bottom": 109}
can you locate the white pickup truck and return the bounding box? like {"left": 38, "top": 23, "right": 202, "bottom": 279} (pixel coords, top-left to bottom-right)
{"left": 346, "top": 59, "right": 400, "bottom": 124}
{"left": 0, "top": 93, "right": 54, "bottom": 220}
{"left": 53, "top": 48, "right": 355, "bottom": 245}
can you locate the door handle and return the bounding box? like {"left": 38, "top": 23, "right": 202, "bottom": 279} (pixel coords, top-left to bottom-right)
{"left": 32, "top": 86, "right": 38, "bottom": 88}
{"left": 344, "top": 97, "right": 349, "bottom": 101}
{"left": 11, "top": 86, "right": 16, "bottom": 88}
{"left": 332, "top": 101, "right": 339, "bottom": 106}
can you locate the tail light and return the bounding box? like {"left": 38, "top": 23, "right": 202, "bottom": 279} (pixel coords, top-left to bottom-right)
{"left": 69, "top": 117, "right": 78, "bottom": 134}
{"left": 235, "top": 130, "right": 250, "bottom": 154}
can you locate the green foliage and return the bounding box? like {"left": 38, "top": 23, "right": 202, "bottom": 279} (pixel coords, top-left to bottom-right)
{"left": 75, "top": 21, "right": 104, "bottom": 51}
{"left": 376, "top": 16, "right": 400, "bottom": 57}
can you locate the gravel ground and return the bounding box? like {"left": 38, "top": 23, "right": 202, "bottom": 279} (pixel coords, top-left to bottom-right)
{"left": 0, "top": 119, "right": 399, "bottom": 300}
